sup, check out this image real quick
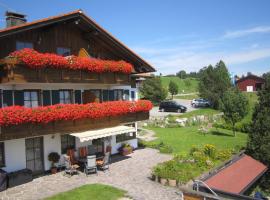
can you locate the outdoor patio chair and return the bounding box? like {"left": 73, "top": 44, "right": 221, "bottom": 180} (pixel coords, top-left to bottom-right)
{"left": 84, "top": 155, "right": 97, "bottom": 176}
{"left": 67, "top": 149, "right": 79, "bottom": 164}
{"left": 63, "top": 155, "right": 79, "bottom": 177}
{"left": 79, "top": 147, "right": 88, "bottom": 158}
{"left": 96, "top": 152, "right": 110, "bottom": 171}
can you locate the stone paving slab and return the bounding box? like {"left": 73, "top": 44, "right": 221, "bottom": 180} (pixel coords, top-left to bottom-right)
{"left": 0, "top": 148, "right": 180, "bottom": 200}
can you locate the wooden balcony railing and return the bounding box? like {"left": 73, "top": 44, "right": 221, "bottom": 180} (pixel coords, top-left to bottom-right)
{"left": 0, "top": 58, "right": 131, "bottom": 84}
{"left": 0, "top": 112, "right": 149, "bottom": 141}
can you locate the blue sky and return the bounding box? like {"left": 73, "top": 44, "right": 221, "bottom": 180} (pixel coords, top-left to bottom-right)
{"left": 0, "top": 0, "right": 270, "bottom": 75}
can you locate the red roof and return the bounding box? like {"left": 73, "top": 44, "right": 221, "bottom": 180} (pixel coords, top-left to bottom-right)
{"left": 205, "top": 154, "right": 267, "bottom": 194}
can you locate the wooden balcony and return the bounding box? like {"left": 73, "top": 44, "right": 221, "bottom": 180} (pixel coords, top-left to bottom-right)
{"left": 0, "top": 112, "right": 149, "bottom": 141}
{"left": 0, "top": 58, "right": 131, "bottom": 84}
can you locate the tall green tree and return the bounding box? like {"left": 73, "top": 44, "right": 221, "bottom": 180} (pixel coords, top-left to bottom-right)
{"left": 246, "top": 73, "right": 270, "bottom": 191}
{"left": 139, "top": 77, "right": 168, "bottom": 103}
{"left": 219, "top": 88, "right": 249, "bottom": 136}
{"left": 198, "top": 60, "right": 232, "bottom": 109}
{"left": 176, "top": 70, "right": 187, "bottom": 79}
{"left": 168, "top": 81, "right": 178, "bottom": 99}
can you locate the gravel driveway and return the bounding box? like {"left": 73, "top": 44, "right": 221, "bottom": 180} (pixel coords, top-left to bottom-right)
{"left": 150, "top": 99, "right": 197, "bottom": 117}
{"left": 0, "top": 148, "right": 181, "bottom": 200}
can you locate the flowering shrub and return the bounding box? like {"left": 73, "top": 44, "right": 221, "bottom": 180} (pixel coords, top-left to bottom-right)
{"left": 0, "top": 100, "right": 152, "bottom": 126}
{"left": 9, "top": 48, "right": 133, "bottom": 74}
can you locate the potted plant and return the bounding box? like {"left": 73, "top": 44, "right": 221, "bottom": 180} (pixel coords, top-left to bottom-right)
{"left": 48, "top": 152, "right": 60, "bottom": 174}
{"left": 118, "top": 143, "right": 133, "bottom": 156}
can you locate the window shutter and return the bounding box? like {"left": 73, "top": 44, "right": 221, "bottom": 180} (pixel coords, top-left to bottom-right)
{"left": 43, "top": 90, "right": 51, "bottom": 106}
{"left": 14, "top": 90, "right": 24, "bottom": 106}
{"left": 3, "top": 90, "right": 13, "bottom": 107}
{"left": 109, "top": 90, "right": 114, "bottom": 101}
{"left": 131, "top": 91, "right": 135, "bottom": 100}
{"left": 51, "top": 90, "right": 60, "bottom": 105}
{"left": 74, "top": 90, "right": 82, "bottom": 104}
{"left": 102, "top": 90, "right": 109, "bottom": 102}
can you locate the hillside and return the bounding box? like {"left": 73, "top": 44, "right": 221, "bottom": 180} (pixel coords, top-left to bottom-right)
{"left": 160, "top": 76, "right": 199, "bottom": 94}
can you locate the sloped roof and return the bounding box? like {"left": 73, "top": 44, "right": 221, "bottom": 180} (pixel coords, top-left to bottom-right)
{"left": 236, "top": 74, "right": 265, "bottom": 83}
{"left": 204, "top": 154, "right": 267, "bottom": 194}
{"left": 0, "top": 10, "right": 155, "bottom": 73}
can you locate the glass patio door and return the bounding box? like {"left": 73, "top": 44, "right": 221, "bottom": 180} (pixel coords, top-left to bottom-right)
{"left": 25, "top": 137, "right": 44, "bottom": 175}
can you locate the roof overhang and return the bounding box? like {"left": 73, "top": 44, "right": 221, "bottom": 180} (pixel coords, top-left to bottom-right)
{"left": 70, "top": 125, "right": 136, "bottom": 142}
{"left": 0, "top": 10, "right": 156, "bottom": 73}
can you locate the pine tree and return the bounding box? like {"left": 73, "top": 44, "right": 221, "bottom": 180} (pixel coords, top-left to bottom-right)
{"left": 198, "top": 60, "right": 232, "bottom": 109}
{"left": 246, "top": 73, "right": 270, "bottom": 191}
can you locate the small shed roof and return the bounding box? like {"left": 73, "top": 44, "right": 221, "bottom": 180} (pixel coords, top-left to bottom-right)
{"left": 204, "top": 154, "right": 267, "bottom": 194}
{"left": 236, "top": 74, "right": 265, "bottom": 83}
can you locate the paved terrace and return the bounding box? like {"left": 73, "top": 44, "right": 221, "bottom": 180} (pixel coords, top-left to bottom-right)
{"left": 0, "top": 148, "right": 180, "bottom": 200}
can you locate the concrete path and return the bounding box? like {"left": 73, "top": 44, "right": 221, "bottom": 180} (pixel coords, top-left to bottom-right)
{"left": 137, "top": 129, "right": 157, "bottom": 141}
{"left": 0, "top": 148, "right": 180, "bottom": 200}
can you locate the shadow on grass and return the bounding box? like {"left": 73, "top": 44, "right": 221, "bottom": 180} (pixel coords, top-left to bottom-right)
{"left": 210, "top": 130, "right": 234, "bottom": 137}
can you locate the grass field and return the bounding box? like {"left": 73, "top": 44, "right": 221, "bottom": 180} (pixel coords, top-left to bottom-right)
{"left": 46, "top": 184, "right": 126, "bottom": 200}
{"left": 145, "top": 126, "right": 247, "bottom": 154}
{"left": 161, "top": 76, "right": 199, "bottom": 94}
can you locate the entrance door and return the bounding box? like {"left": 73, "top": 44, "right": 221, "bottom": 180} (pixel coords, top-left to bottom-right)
{"left": 25, "top": 137, "right": 44, "bottom": 175}
{"left": 246, "top": 86, "right": 253, "bottom": 92}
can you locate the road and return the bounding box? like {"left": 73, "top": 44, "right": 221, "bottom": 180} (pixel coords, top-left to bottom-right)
{"left": 150, "top": 99, "right": 197, "bottom": 117}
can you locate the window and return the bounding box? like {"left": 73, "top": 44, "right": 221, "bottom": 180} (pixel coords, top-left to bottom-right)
{"left": 116, "top": 132, "right": 136, "bottom": 143}
{"left": 57, "top": 47, "right": 71, "bottom": 56}
{"left": 92, "top": 139, "right": 103, "bottom": 154}
{"left": 16, "top": 41, "right": 33, "bottom": 50}
{"left": 114, "top": 90, "right": 123, "bottom": 101}
{"left": 102, "top": 90, "right": 109, "bottom": 102}
{"left": 24, "top": 91, "right": 39, "bottom": 108}
{"left": 59, "top": 90, "right": 72, "bottom": 104}
{"left": 61, "top": 135, "right": 76, "bottom": 154}
{"left": 131, "top": 91, "right": 135, "bottom": 101}
{"left": 0, "top": 142, "right": 5, "bottom": 167}
{"left": 90, "top": 90, "right": 101, "bottom": 103}
{"left": 123, "top": 90, "right": 130, "bottom": 101}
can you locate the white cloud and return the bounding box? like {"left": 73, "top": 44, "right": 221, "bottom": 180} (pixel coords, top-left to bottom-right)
{"left": 131, "top": 26, "right": 270, "bottom": 75}
{"left": 136, "top": 47, "right": 270, "bottom": 75}
{"left": 224, "top": 26, "right": 270, "bottom": 38}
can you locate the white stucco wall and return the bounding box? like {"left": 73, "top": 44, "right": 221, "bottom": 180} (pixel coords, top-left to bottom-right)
{"left": 3, "top": 138, "right": 26, "bottom": 173}
{"left": 43, "top": 134, "right": 61, "bottom": 171}
{"left": 111, "top": 136, "right": 138, "bottom": 155}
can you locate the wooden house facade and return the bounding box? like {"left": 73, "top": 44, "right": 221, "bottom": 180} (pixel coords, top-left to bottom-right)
{"left": 0, "top": 10, "right": 154, "bottom": 175}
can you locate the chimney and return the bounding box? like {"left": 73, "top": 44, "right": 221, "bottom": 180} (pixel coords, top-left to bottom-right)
{"left": 5, "top": 11, "right": 27, "bottom": 28}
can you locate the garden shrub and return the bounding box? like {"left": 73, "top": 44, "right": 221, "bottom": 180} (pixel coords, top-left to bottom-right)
{"left": 203, "top": 144, "right": 217, "bottom": 159}
{"left": 216, "top": 149, "right": 232, "bottom": 160}
{"left": 152, "top": 144, "right": 235, "bottom": 184}
{"left": 159, "top": 144, "right": 173, "bottom": 154}
{"left": 189, "top": 145, "right": 200, "bottom": 155}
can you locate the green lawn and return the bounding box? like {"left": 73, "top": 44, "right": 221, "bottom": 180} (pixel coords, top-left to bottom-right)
{"left": 46, "top": 184, "right": 126, "bottom": 200}
{"left": 145, "top": 126, "right": 247, "bottom": 154}
{"left": 161, "top": 76, "right": 199, "bottom": 94}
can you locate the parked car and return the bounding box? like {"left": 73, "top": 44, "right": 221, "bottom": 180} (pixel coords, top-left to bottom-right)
{"left": 159, "top": 101, "right": 187, "bottom": 113}
{"left": 191, "top": 98, "right": 211, "bottom": 108}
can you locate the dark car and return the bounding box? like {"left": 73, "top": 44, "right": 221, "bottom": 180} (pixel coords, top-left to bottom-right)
{"left": 159, "top": 101, "right": 187, "bottom": 113}
{"left": 191, "top": 98, "right": 211, "bottom": 108}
